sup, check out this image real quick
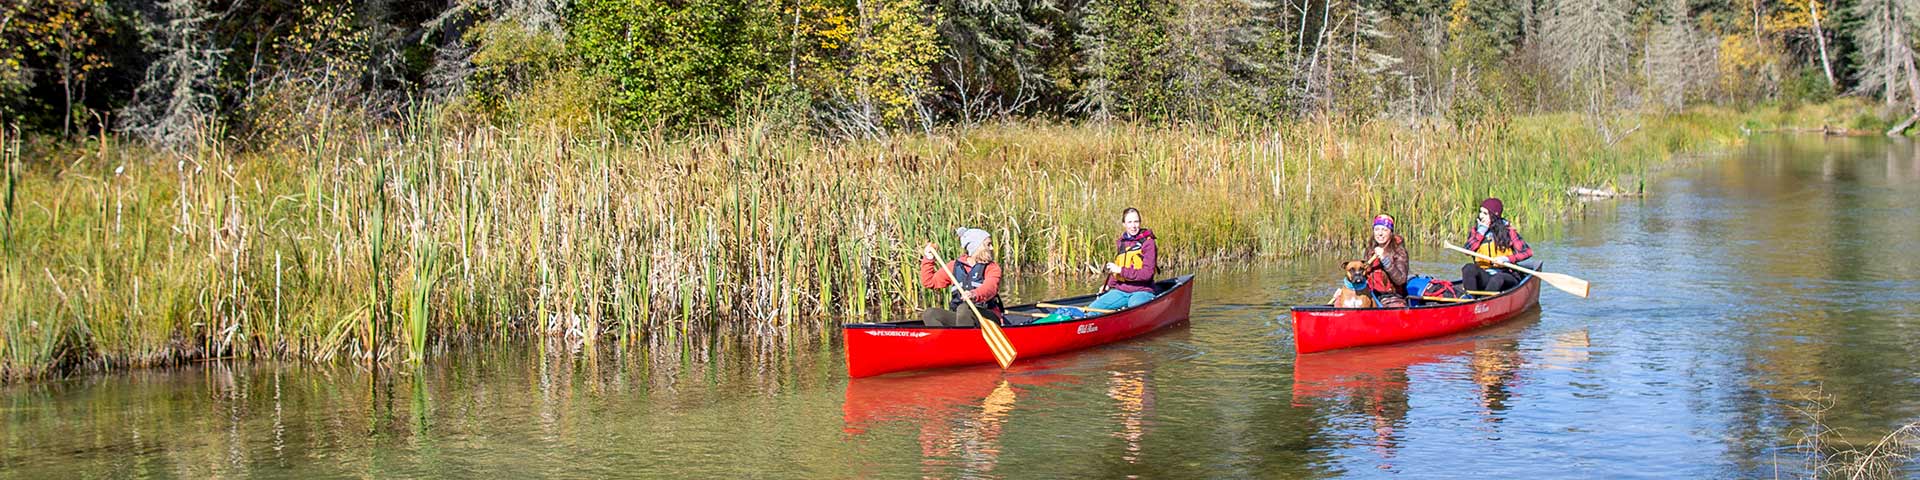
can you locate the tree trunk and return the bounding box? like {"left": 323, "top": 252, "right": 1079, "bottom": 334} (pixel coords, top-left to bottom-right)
{"left": 1887, "top": 6, "right": 1899, "bottom": 106}
{"left": 1903, "top": 23, "right": 1920, "bottom": 115}
{"left": 61, "top": 39, "right": 73, "bottom": 137}
{"left": 1810, "top": 0, "right": 1835, "bottom": 88}
{"left": 1889, "top": 22, "right": 1920, "bottom": 136}
{"left": 1305, "top": 0, "right": 1331, "bottom": 109}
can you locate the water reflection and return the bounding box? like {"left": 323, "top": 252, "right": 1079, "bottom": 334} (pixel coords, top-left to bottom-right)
{"left": 843, "top": 365, "right": 1073, "bottom": 476}
{"left": 1106, "top": 362, "right": 1152, "bottom": 464}
{"left": 1471, "top": 338, "right": 1523, "bottom": 417}
{"left": 1291, "top": 313, "right": 1559, "bottom": 466}
{"left": 841, "top": 347, "right": 1169, "bottom": 476}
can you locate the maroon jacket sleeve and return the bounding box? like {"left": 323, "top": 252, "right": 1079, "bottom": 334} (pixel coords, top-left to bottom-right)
{"left": 1119, "top": 238, "right": 1157, "bottom": 282}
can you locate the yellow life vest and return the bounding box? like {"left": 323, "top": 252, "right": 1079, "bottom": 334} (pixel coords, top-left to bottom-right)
{"left": 1475, "top": 240, "right": 1515, "bottom": 269}
{"left": 1113, "top": 249, "right": 1145, "bottom": 270}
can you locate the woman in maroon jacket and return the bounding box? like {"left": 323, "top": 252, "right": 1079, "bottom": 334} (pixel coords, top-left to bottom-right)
{"left": 1088, "top": 207, "right": 1158, "bottom": 311}
{"left": 1460, "top": 198, "right": 1534, "bottom": 293}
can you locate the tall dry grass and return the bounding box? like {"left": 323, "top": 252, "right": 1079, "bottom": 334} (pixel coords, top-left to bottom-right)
{"left": 0, "top": 104, "right": 1774, "bottom": 381}
{"left": 1789, "top": 392, "right": 1920, "bottom": 478}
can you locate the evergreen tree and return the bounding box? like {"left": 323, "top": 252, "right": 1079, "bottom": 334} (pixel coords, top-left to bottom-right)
{"left": 119, "top": 0, "right": 224, "bottom": 148}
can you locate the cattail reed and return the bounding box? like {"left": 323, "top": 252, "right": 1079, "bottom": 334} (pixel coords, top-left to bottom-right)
{"left": 0, "top": 100, "right": 1809, "bottom": 382}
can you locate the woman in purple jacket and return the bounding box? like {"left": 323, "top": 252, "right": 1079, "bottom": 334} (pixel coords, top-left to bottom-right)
{"left": 1089, "top": 207, "right": 1158, "bottom": 311}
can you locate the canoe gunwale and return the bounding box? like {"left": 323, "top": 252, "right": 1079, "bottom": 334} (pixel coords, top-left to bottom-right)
{"left": 1287, "top": 272, "right": 1533, "bottom": 314}
{"left": 844, "top": 274, "right": 1195, "bottom": 330}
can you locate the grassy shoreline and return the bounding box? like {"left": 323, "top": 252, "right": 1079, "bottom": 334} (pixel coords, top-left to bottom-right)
{"left": 0, "top": 102, "right": 1874, "bottom": 382}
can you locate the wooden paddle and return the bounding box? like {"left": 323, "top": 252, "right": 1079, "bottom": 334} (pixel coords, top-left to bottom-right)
{"left": 1417, "top": 296, "right": 1473, "bottom": 303}
{"left": 1443, "top": 242, "right": 1591, "bottom": 298}
{"left": 930, "top": 250, "right": 1018, "bottom": 369}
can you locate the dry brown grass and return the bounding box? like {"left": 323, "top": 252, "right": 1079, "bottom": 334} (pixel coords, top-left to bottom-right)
{"left": 0, "top": 106, "right": 1759, "bottom": 381}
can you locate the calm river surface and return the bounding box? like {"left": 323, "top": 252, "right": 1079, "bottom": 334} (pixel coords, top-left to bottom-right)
{"left": 5, "top": 135, "right": 1919, "bottom": 478}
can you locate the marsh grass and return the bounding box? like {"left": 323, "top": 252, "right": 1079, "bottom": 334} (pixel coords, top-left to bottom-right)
{"left": 0, "top": 103, "right": 1810, "bottom": 381}
{"left": 1789, "top": 392, "right": 1920, "bottom": 478}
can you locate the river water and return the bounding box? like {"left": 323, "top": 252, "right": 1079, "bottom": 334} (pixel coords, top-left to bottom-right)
{"left": 4, "top": 135, "right": 1919, "bottom": 478}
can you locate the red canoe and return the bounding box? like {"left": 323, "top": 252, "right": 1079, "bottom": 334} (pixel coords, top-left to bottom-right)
{"left": 843, "top": 275, "right": 1195, "bottom": 378}
{"left": 1290, "top": 273, "right": 1541, "bottom": 354}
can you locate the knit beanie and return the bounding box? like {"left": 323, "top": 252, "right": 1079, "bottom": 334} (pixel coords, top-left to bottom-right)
{"left": 956, "top": 228, "right": 990, "bottom": 255}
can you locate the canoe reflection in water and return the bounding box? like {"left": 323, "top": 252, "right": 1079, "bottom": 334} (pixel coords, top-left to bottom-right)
{"left": 1105, "top": 356, "right": 1154, "bottom": 464}
{"left": 1291, "top": 311, "right": 1551, "bottom": 462}
{"left": 842, "top": 358, "right": 1075, "bottom": 475}
{"left": 844, "top": 348, "right": 1163, "bottom": 472}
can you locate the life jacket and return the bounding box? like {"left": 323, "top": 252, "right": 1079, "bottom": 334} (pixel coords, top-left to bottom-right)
{"left": 1475, "top": 240, "right": 1515, "bottom": 269}
{"left": 948, "top": 260, "right": 1004, "bottom": 314}
{"left": 1113, "top": 249, "right": 1145, "bottom": 270}
{"left": 1107, "top": 229, "right": 1157, "bottom": 294}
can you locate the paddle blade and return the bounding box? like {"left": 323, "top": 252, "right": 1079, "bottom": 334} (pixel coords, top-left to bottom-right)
{"left": 1538, "top": 271, "right": 1591, "bottom": 298}
{"left": 978, "top": 318, "right": 1018, "bottom": 368}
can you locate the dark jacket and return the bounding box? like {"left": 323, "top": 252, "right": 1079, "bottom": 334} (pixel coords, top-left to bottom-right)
{"left": 1107, "top": 228, "right": 1158, "bottom": 294}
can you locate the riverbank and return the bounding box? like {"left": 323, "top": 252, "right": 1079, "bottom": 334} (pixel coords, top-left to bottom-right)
{"left": 0, "top": 100, "right": 1880, "bottom": 381}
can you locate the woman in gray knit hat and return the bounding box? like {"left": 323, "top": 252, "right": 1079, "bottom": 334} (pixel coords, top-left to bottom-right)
{"left": 917, "top": 227, "right": 1004, "bottom": 327}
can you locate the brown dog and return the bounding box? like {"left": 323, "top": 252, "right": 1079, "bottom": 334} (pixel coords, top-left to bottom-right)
{"left": 1328, "top": 260, "right": 1375, "bottom": 308}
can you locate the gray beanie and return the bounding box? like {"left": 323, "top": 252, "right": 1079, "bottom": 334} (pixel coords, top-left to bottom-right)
{"left": 956, "top": 227, "right": 990, "bottom": 255}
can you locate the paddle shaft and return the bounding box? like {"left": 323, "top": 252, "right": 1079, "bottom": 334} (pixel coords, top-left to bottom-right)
{"left": 1443, "top": 242, "right": 1591, "bottom": 298}
{"left": 1444, "top": 242, "right": 1546, "bottom": 276}
{"left": 930, "top": 250, "right": 1017, "bottom": 368}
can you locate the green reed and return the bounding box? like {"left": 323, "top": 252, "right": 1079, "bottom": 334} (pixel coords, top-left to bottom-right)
{"left": 0, "top": 100, "right": 1848, "bottom": 382}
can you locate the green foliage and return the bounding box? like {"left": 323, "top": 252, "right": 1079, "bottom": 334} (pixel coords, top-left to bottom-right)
{"left": 239, "top": 0, "right": 375, "bottom": 144}
{"left": 567, "top": 0, "right": 787, "bottom": 130}
{"left": 465, "top": 20, "right": 570, "bottom": 122}
{"left": 1076, "top": 0, "right": 1175, "bottom": 120}
{"left": 850, "top": 0, "right": 943, "bottom": 126}
{"left": 2, "top": 0, "right": 129, "bottom": 133}
{"left": 1848, "top": 111, "right": 1891, "bottom": 132}
{"left": 1445, "top": 0, "right": 1527, "bottom": 64}
{"left": 789, "top": 0, "right": 944, "bottom": 129}
{"left": 1781, "top": 65, "right": 1836, "bottom": 108}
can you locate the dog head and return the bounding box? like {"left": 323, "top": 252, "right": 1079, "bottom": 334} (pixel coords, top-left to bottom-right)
{"left": 1342, "top": 260, "right": 1369, "bottom": 286}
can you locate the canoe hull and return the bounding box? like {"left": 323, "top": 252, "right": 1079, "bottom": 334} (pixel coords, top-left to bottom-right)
{"left": 1290, "top": 274, "right": 1541, "bottom": 354}
{"left": 843, "top": 275, "right": 1195, "bottom": 378}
